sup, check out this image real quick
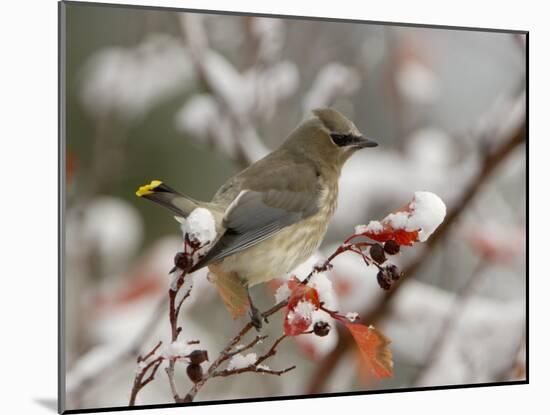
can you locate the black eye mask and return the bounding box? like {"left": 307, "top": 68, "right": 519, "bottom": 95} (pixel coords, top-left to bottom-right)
{"left": 330, "top": 133, "right": 378, "bottom": 148}
{"left": 330, "top": 133, "right": 361, "bottom": 147}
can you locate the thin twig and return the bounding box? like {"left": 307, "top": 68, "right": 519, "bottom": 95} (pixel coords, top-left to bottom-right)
{"left": 138, "top": 340, "right": 163, "bottom": 364}
{"left": 213, "top": 365, "right": 296, "bottom": 377}
{"left": 213, "top": 334, "right": 294, "bottom": 377}
{"left": 129, "top": 355, "right": 164, "bottom": 406}
{"left": 222, "top": 335, "right": 269, "bottom": 358}
{"left": 254, "top": 334, "right": 288, "bottom": 367}
{"left": 165, "top": 364, "right": 184, "bottom": 404}
{"left": 163, "top": 246, "right": 198, "bottom": 404}
{"left": 129, "top": 242, "right": 200, "bottom": 405}
{"left": 180, "top": 300, "right": 289, "bottom": 403}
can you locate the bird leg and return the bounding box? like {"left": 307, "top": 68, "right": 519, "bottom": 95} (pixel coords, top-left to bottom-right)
{"left": 247, "top": 288, "right": 264, "bottom": 331}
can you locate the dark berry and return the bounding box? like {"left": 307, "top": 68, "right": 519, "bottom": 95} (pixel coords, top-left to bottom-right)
{"left": 313, "top": 321, "right": 331, "bottom": 337}
{"left": 386, "top": 264, "right": 402, "bottom": 281}
{"left": 376, "top": 270, "right": 392, "bottom": 290}
{"left": 187, "top": 350, "right": 209, "bottom": 365}
{"left": 186, "top": 363, "right": 203, "bottom": 383}
{"left": 384, "top": 240, "right": 400, "bottom": 255}
{"left": 370, "top": 244, "right": 387, "bottom": 264}
{"left": 174, "top": 252, "right": 189, "bottom": 270}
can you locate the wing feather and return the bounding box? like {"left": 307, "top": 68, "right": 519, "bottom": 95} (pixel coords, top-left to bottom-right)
{"left": 191, "top": 163, "right": 319, "bottom": 271}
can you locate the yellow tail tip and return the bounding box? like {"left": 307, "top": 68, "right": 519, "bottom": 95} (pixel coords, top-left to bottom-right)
{"left": 136, "top": 180, "right": 163, "bottom": 197}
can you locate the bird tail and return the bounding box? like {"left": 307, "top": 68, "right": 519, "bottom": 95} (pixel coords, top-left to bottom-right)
{"left": 135, "top": 180, "right": 199, "bottom": 218}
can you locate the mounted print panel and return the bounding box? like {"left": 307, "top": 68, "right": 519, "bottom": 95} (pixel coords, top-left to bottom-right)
{"left": 59, "top": 1, "right": 527, "bottom": 413}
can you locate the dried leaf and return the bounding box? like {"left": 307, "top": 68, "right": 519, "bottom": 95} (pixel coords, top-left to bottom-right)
{"left": 341, "top": 321, "right": 393, "bottom": 379}
{"left": 208, "top": 267, "right": 249, "bottom": 319}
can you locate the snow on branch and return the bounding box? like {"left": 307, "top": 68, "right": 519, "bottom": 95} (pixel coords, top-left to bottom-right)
{"left": 129, "top": 341, "right": 164, "bottom": 406}
{"left": 354, "top": 191, "right": 446, "bottom": 245}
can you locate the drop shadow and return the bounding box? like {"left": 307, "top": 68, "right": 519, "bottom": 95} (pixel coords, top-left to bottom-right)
{"left": 34, "top": 398, "right": 57, "bottom": 413}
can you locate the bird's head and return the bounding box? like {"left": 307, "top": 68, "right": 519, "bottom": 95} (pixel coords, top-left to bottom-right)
{"left": 283, "top": 108, "right": 378, "bottom": 172}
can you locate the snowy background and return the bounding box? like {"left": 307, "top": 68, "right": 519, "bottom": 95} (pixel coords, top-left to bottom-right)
{"left": 63, "top": 3, "right": 526, "bottom": 410}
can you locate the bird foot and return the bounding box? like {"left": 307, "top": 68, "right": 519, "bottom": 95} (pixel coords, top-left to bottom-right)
{"left": 247, "top": 288, "right": 268, "bottom": 331}
{"left": 249, "top": 304, "right": 263, "bottom": 331}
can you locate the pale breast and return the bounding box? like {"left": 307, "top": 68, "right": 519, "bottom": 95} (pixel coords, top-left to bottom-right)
{"left": 219, "top": 180, "right": 338, "bottom": 286}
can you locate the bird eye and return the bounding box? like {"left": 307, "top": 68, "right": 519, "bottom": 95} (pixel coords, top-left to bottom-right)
{"left": 330, "top": 133, "right": 355, "bottom": 147}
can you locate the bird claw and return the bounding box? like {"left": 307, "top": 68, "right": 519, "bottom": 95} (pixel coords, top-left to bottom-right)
{"left": 250, "top": 308, "right": 263, "bottom": 331}
{"left": 247, "top": 289, "right": 266, "bottom": 331}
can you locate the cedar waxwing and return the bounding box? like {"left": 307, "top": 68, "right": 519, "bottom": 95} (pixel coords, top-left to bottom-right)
{"left": 136, "top": 108, "right": 378, "bottom": 327}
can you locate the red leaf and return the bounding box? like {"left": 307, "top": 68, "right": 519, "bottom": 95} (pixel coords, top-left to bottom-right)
{"left": 340, "top": 320, "right": 393, "bottom": 379}
{"left": 286, "top": 277, "right": 320, "bottom": 309}
{"left": 282, "top": 278, "right": 320, "bottom": 336}
{"left": 356, "top": 192, "right": 446, "bottom": 246}
{"left": 357, "top": 202, "right": 419, "bottom": 246}
{"left": 284, "top": 310, "right": 313, "bottom": 336}
{"left": 362, "top": 227, "right": 419, "bottom": 246}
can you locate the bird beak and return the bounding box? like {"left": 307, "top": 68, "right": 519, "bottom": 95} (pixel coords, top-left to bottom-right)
{"left": 354, "top": 136, "right": 378, "bottom": 148}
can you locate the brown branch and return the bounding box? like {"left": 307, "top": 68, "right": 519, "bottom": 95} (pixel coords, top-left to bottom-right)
{"left": 130, "top": 243, "right": 198, "bottom": 406}
{"left": 178, "top": 235, "right": 369, "bottom": 403}
{"left": 222, "top": 335, "right": 269, "bottom": 359}
{"left": 163, "top": 237, "right": 332, "bottom": 404}
{"left": 213, "top": 334, "right": 294, "bottom": 378}
{"left": 125, "top": 221, "right": 359, "bottom": 405}
{"left": 129, "top": 353, "right": 164, "bottom": 406}
{"left": 306, "top": 118, "right": 526, "bottom": 395}
{"left": 213, "top": 365, "right": 296, "bottom": 377}
{"left": 168, "top": 274, "right": 185, "bottom": 342}
{"left": 164, "top": 249, "right": 197, "bottom": 403}
{"left": 180, "top": 301, "right": 290, "bottom": 403}
{"left": 254, "top": 334, "right": 288, "bottom": 367}
{"left": 138, "top": 340, "right": 163, "bottom": 364}
{"left": 175, "top": 288, "right": 192, "bottom": 318}
{"left": 303, "top": 241, "right": 373, "bottom": 285}
{"left": 124, "top": 198, "right": 404, "bottom": 404}
{"left": 165, "top": 364, "right": 184, "bottom": 404}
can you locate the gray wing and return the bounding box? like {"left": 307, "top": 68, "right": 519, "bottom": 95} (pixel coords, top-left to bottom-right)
{"left": 191, "top": 168, "right": 320, "bottom": 271}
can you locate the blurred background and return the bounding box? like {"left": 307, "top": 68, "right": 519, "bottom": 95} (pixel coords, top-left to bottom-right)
{"left": 63, "top": 2, "right": 526, "bottom": 410}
